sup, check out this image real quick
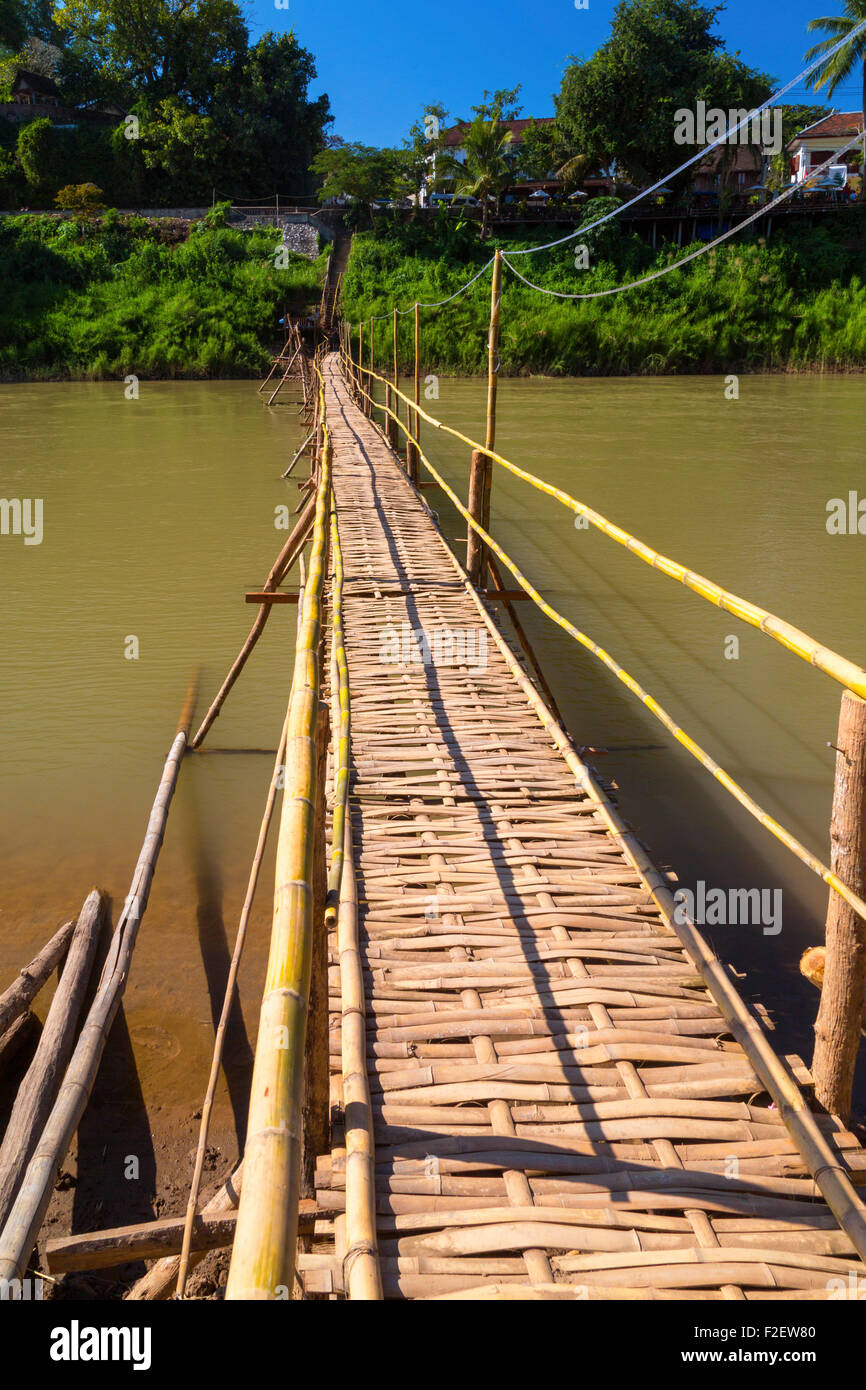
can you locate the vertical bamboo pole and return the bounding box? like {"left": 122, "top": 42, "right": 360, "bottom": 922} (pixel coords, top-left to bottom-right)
{"left": 407, "top": 301, "right": 420, "bottom": 483}
{"left": 368, "top": 317, "right": 374, "bottom": 418}
{"left": 466, "top": 249, "right": 502, "bottom": 584}
{"left": 358, "top": 321, "right": 364, "bottom": 411}
{"left": 812, "top": 692, "right": 866, "bottom": 1120}
{"left": 390, "top": 306, "right": 400, "bottom": 453}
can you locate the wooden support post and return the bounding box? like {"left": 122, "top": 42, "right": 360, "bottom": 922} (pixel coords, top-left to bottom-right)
{"left": 466, "top": 249, "right": 502, "bottom": 584}
{"left": 407, "top": 301, "right": 420, "bottom": 484}
{"left": 812, "top": 692, "right": 866, "bottom": 1120}
{"left": 390, "top": 305, "right": 400, "bottom": 453}
{"left": 301, "top": 705, "right": 330, "bottom": 1200}
{"left": 358, "top": 320, "right": 363, "bottom": 408}
{"left": 368, "top": 317, "right": 374, "bottom": 417}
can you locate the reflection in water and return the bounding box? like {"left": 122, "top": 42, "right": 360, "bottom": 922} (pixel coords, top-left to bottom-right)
{"left": 182, "top": 765, "right": 253, "bottom": 1150}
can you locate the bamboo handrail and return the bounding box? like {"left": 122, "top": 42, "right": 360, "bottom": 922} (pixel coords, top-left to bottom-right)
{"left": 343, "top": 359, "right": 866, "bottom": 930}
{"left": 343, "top": 350, "right": 866, "bottom": 702}
{"left": 225, "top": 368, "right": 332, "bottom": 1300}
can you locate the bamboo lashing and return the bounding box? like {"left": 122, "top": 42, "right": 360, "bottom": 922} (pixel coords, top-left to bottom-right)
{"left": 342, "top": 357, "right": 866, "bottom": 930}
{"left": 0, "top": 675, "right": 198, "bottom": 1284}
{"left": 342, "top": 351, "right": 866, "bottom": 702}
{"left": 225, "top": 369, "right": 332, "bottom": 1300}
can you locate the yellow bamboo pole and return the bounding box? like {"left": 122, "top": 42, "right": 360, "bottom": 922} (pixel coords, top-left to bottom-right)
{"left": 344, "top": 353, "right": 866, "bottom": 702}
{"left": 225, "top": 376, "right": 332, "bottom": 1301}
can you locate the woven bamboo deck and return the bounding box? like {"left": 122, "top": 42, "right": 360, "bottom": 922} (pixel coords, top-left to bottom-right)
{"left": 315, "top": 354, "right": 866, "bottom": 1301}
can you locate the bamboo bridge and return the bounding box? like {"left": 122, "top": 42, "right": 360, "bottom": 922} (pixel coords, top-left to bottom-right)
{"left": 237, "top": 349, "right": 866, "bottom": 1302}
{"left": 3, "top": 277, "right": 866, "bottom": 1305}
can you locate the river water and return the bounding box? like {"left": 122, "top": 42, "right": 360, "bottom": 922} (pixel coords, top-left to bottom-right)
{"left": 1, "top": 373, "right": 864, "bottom": 1129}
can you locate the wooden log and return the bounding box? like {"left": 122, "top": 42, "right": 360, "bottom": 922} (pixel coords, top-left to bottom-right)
{"left": 0, "top": 919, "right": 75, "bottom": 1038}
{"left": 0, "top": 1011, "right": 38, "bottom": 1072}
{"left": 813, "top": 691, "right": 866, "bottom": 1119}
{"left": 45, "top": 1201, "right": 320, "bottom": 1275}
{"left": 0, "top": 890, "right": 103, "bottom": 1227}
{"left": 190, "top": 494, "right": 316, "bottom": 749}
{"left": 0, "top": 688, "right": 194, "bottom": 1285}
{"left": 126, "top": 1165, "right": 243, "bottom": 1300}
{"left": 301, "top": 705, "right": 330, "bottom": 1200}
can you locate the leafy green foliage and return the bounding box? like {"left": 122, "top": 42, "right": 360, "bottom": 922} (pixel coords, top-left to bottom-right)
{"left": 556, "top": 0, "right": 773, "bottom": 187}
{"left": 342, "top": 210, "right": 866, "bottom": 375}
{"left": 0, "top": 211, "right": 326, "bottom": 378}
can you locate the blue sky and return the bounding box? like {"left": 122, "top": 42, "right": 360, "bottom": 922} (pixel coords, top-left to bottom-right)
{"left": 245, "top": 0, "right": 863, "bottom": 147}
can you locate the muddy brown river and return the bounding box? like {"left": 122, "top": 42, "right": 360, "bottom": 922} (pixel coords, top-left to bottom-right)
{"left": 1, "top": 372, "right": 864, "bottom": 1196}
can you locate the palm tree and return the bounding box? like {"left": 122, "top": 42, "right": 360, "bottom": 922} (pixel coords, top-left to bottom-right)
{"left": 805, "top": 2, "right": 866, "bottom": 193}
{"left": 436, "top": 115, "right": 513, "bottom": 238}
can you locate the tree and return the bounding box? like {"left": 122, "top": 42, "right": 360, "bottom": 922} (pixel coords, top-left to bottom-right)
{"left": 215, "top": 32, "right": 332, "bottom": 197}
{"left": 311, "top": 143, "right": 402, "bottom": 223}
{"left": 806, "top": 2, "right": 866, "bottom": 195}
{"left": 436, "top": 114, "right": 514, "bottom": 237}
{"left": 515, "top": 118, "right": 558, "bottom": 181}
{"left": 139, "top": 96, "right": 224, "bottom": 199}
{"left": 556, "top": 0, "right": 773, "bottom": 188}
{"left": 54, "top": 180, "right": 105, "bottom": 213}
{"left": 52, "top": 0, "right": 248, "bottom": 111}
{"left": 470, "top": 85, "right": 523, "bottom": 122}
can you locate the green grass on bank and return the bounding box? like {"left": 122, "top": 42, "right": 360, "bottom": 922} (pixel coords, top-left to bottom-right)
{"left": 342, "top": 204, "right": 866, "bottom": 375}
{"left": 0, "top": 205, "right": 327, "bottom": 380}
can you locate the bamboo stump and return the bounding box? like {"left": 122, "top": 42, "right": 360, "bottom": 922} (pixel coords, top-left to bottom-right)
{"left": 813, "top": 691, "right": 866, "bottom": 1120}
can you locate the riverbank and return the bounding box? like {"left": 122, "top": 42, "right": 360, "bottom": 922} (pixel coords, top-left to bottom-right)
{"left": 0, "top": 206, "right": 327, "bottom": 381}
{"left": 343, "top": 205, "right": 866, "bottom": 376}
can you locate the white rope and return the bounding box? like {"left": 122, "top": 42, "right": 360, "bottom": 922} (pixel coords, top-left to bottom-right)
{"left": 506, "top": 18, "right": 866, "bottom": 258}
{"left": 501, "top": 133, "right": 864, "bottom": 301}
{"left": 367, "top": 257, "right": 496, "bottom": 321}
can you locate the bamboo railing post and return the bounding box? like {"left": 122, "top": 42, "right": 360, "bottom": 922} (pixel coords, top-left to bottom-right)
{"left": 407, "top": 301, "right": 420, "bottom": 483}
{"left": 392, "top": 306, "right": 403, "bottom": 460}
{"left": 367, "top": 317, "right": 374, "bottom": 419}
{"left": 358, "top": 321, "right": 364, "bottom": 412}
{"left": 301, "top": 704, "right": 330, "bottom": 1201}
{"left": 812, "top": 692, "right": 866, "bottom": 1120}
{"left": 466, "top": 248, "right": 502, "bottom": 584}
